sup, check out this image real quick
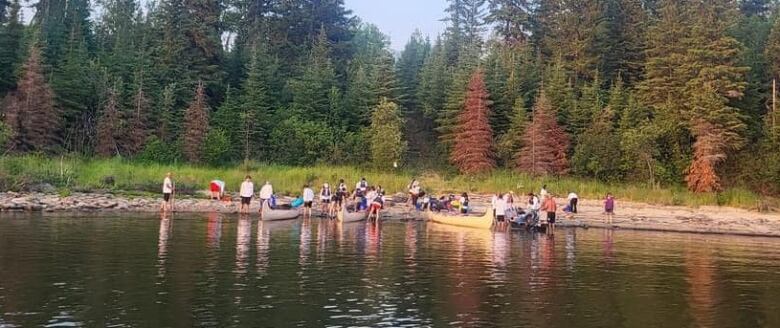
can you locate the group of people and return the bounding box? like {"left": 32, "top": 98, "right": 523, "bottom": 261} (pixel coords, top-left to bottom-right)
{"left": 160, "top": 173, "right": 618, "bottom": 227}
{"left": 315, "top": 177, "right": 387, "bottom": 220}
{"left": 487, "top": 185, "right": 616, "bottom": 231}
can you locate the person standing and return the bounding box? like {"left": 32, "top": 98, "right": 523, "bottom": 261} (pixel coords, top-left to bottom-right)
{"left": 491, "top": 193, "right": 498, "bottom": 219}
{"left": 604, "top": 193, "right": 616, "bottom": 225}
{"left": 259, "top": 181, "right": 273, "bottom": 211}
{"left": 303, "top": 184, "right": 315, "bottom": 217}
{"left": 161, "top": 172, "right": 174, "bottom": 212}
{"left": 540, "top": 185, "right": 549, "bottom": 200}
{"left": 239, "top": 176, "right": 254, "bottom": 214}
{"left": 567, "top": 191, "right": 579, "bottom": 214}
{"left": 495, "top": 194, "right": 507, "bottom": 223}
{"left": 320, "top": 183, "right": 333, "bottom": 217}
{"left": 541, "top": 195, "right": 557, "bottom": 234}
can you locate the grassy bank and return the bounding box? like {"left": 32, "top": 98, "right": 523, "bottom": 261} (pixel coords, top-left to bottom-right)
{"left": 0, "top": 155, "right": 769, "bottom": 209}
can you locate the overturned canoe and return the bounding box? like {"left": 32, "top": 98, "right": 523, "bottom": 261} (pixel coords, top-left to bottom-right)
{"left": 424, "top": 209, "right": 494, "bottom": 230}
{"left": 261, "top": 202, "right": 300, "bottom": 221}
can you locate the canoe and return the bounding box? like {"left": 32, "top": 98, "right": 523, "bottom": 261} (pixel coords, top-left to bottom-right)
{"left": 261, "top": 202, "right": 300, "bottom": 221}
{"left": 336, "top": 203, "right": 367, "bottom": 223}
{"left": 424, "top": 209, "right": 494, "bottom": 230}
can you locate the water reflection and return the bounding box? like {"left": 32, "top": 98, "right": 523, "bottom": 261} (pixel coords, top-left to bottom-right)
{"left": 235, "top": 217, "right": 251, "bottom": 276}
{"left": 256, "top": 220, "right": 270, "bottom": 276}
{"left": 2, "top": 217, "right": 780, "bottom": 328}
{"left": 157, "top": 214, "right": 173, "bottom": 279}
{"left": 206, "top": 212, "right": 222, "bottom": 249}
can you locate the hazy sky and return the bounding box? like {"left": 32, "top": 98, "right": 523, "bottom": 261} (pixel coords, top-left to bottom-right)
{"left": 345, "top": 0, "right": 448, "bottom": 51}
{"left": 20, "top": 0, "right": 448, "bottom": 51}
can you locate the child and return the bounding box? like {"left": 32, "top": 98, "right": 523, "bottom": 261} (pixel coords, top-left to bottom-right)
{"left": 605, "top": 193, "right": 615, "bottom": 225}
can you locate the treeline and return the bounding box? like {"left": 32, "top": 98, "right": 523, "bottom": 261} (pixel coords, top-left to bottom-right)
{"left": 1, "top": 0, "right": 780, "bottom": 194}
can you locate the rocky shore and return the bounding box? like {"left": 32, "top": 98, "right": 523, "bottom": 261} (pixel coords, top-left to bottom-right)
{"left": 2, "top": 191, "right": 780, "bottom": 237}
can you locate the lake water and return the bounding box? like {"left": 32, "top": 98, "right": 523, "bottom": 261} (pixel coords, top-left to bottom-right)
{"left": 0, "top": 214, "right": 779, "bottom": 328}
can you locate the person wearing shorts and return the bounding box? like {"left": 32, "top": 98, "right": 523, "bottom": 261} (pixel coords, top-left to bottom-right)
{"left": 160, "top": 172, "right": 174, "bottom": 213}
{"left": 541, "top": 195, "right": 557, "bottom": 234}
{"left": 302, "top": 184, "right": 314, "bottom": 217}
{"left": 239, "top": 176, "right": 254, "bottom": 214}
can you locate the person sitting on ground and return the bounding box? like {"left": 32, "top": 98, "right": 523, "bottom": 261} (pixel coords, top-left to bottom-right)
{"left": 259, "top": 181, "right": 273, "bottom": 211}
{"left": 567, "top": 191, "right": 579, "bottom": 214}
{"left": 303, "top": 184, "right": 315, "bottom": 217}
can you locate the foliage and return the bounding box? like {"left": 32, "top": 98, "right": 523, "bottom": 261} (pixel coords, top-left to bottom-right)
{"left": 450, "top": 69, "right": 495, "bottom": 174}
{"left": 137, "top": 135, "right": 180, "bottom": 164}
{"left": 369, "top": 98, "right": 406, "bottom": 169}
{"left": 516, "top": 89, "right": 570, "bottom": 175}
{"left": 203, "top": 128, "right": 231, "bottom": 166}
{"left": 95, "top": 88, "right": 122, "bottom": 157}
{"left": 269, "top": 117, "right": 334, "bottom": 166}
{"left": 181, "top": 82, "right": 210, "bottom": 163}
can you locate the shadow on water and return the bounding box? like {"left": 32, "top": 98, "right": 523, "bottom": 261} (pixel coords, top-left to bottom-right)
{"left": 0, "top": 213, "right": 779, "bottom": 327}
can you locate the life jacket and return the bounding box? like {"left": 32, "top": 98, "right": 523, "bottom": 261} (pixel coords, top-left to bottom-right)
{"left": 359, "top": 180, "right": 367, "bottom": 189}
{"left": 321, "top": 187, "right": 331, "bottom": 197}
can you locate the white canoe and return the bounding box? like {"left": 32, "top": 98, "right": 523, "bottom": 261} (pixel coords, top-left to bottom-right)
{"left": 337, "top": 204, "right": 367, "bottom": 223}
{"left": 424, "top": 209, "right": 493, "bottom": 230}
{"left": 261, "top": 202, "right": 300, "bottom": 221}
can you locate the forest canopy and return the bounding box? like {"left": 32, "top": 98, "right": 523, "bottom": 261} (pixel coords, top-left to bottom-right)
{"left": 1, "top": 0, "right": 780, "bottom": 194}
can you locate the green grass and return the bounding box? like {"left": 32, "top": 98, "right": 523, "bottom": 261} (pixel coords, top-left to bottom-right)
{"left": 0, "top": 155, "right": 769, "bottom": 209}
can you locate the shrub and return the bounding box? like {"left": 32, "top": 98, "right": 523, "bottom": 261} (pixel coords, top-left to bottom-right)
{"left": 137, "top": 136, "right": 180, "bottom": 164}
{"left": 269, "top": 117, "right": 333, "bottom": 165}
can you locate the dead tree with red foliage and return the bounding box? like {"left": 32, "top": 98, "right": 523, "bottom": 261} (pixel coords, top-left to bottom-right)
{"left": 685, "top": 84, "right": 745, "bottom": 192}
{"left": 450, "top": 69, "right": 496, "bottom": 174}
{"left": 2, "top": 45, "right": 59, "bottom": 153}
{"left": 95, "top": 88, "right": 122, "bottom": 157}
{"left": 516, "top": 90, "right": 570, "bottom": 175}
{"left": 182, "top": 81, "right": 210, "bottom": 163}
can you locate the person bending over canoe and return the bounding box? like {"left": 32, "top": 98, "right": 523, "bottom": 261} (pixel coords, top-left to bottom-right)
{"left": 320, "top": 183, "right": 333, "bottom": 217}
{"left": 368, "top": 188, "right": 384, "bottom": 223}
{"left": 160, "top": 172, "right": 174, "bottom": 213}
{"left": 239, "top": 176, "right": 254, "bottom": 214}
{"left": 259, "top": 181, "right": 273, "bottom": 211}
{"left": 303, "top": 184, "right": 315, "bottom": 218}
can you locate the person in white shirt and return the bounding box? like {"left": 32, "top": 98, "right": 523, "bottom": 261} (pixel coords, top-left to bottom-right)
{"left": 528, "top": 192, "right": 541, "bottom": 225}
{"left": 239, "top": 176, "right": 254, "bottom": 214}
{"left": 160, "top": 172, "right": 174, "bottom": 212}
{"left": 320, "top": 183, "right": 333, "bottom": 217}
{"left": 259, "top": 181, "right": 273, "bottom": 210}
{"left": 540, "top": 185, "right": 549, "bottom": 200}
{"left": 495, "top": 194, "right": 507, "bottom": 223}
{"left": 567, "top": 191, "right": 579, "bottom": 213}
{"left": 491, "top": 193, "right": 498, "bottom": 219}
{"left": 303, "top": 184, "right": 315, "bottom": 217}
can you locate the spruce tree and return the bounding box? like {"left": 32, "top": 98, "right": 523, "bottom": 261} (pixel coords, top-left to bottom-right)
{"left": 369, "top": 98, "right": 407, "bottom": 168}
{"left": 450, "top": 69, "right": 495, "bottom": 174}
{"left": 496, "top": 97, "right": 527, "bottom": 167}
{"left": 95, "top": 88, "right": 122, "bottom": 157}
{"left": 396, "top": 30, "right": 430, "bottom": 113}
{"left": 0, "top": 0, "right": 22, "bottom": 96}
{"left": 288, "top": 28, "right": 337, "bottom": 122}
{"left": 516, "top": 89, "right": 570, "bottom": 175}
{"left": 2, "top": 46, "right": 60, "bottom": 153}
{"left": 686, "top": 84, "right": 746, "bottom": 192}
{"left": 125, "top": 85, "right": 150, "bottom": 156}
{"left": 239, "top": 41, "right": 274, "bottom": 160}
{"left": 486, "top": 0, "right": 531, "bottom": 44}
{"left": 571, "top": 105, "right": 622, "bottom": 181}
{"left": 181, "top": 81, "right": 210, "bottom": 163}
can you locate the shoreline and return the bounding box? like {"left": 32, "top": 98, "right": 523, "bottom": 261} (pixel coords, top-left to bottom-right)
{"left": 2, "top": 191, "right": 780, "bottom": 237}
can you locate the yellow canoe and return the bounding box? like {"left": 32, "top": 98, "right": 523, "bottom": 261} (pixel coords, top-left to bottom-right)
{"left": 424, "top": 210, "right": 494, "bottom": 230}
